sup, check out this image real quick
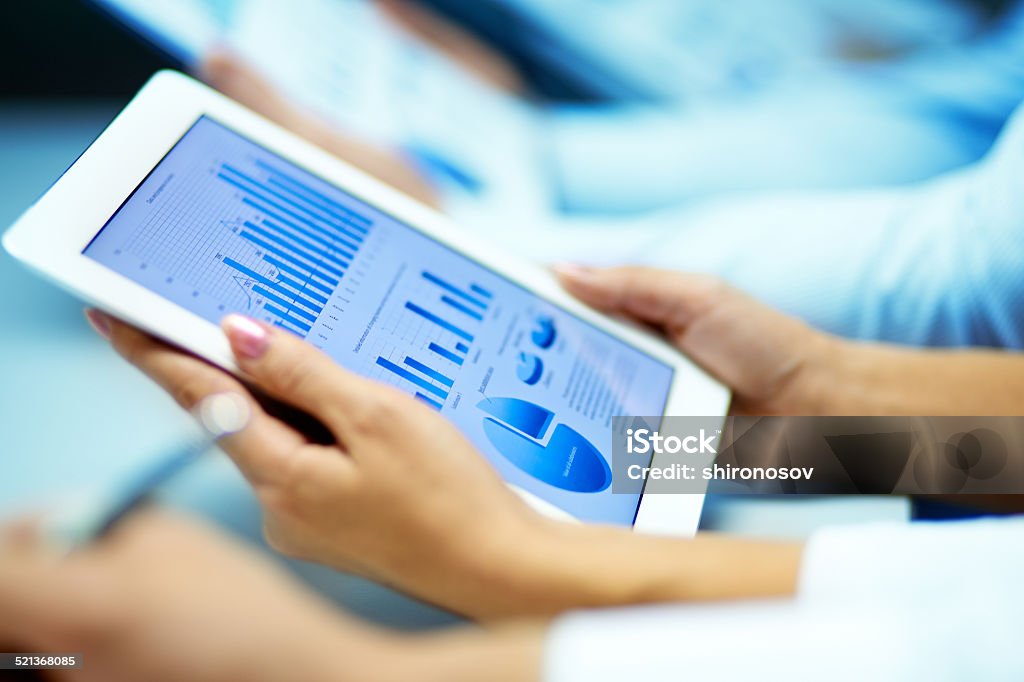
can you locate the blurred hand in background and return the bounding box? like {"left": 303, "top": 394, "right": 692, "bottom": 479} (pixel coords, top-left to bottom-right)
{"left": 199, "top": 52, "right": 441, "bottom": 209}
{"left": 0, "top": 512, "right": 405, "bottom": 682}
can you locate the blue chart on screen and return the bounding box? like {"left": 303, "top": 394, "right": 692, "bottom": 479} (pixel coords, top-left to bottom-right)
{"left": 82, "top": 116, "right": 378, "bottom": 338}
{"left": 478, "top": 397, "right": 611, "bottom": 493}
{"left": 516, "top": 352, "right": 543, "bottom": 385}
{"left": 215, "top": 156, "right": 372, "bottom": 334}
{"left": 531, "top": 315, "right": 556, "bottom": 349}
{"left": 375, "top": 271, "right": 492, "bottom": 410}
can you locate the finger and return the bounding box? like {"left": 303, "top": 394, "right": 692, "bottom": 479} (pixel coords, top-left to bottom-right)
{"left": 99, "top": 312, "right": 307, "bottom": 484}
{"left": 554, "top": 264, "right": 728, "bottom": 334}
{"left": 222, "top": 314, "right": 399, "bottom": 440}
{"left": 376, "top": 0, "right": 523, "bottom": 93}
{"left": 198, "top": 50, "right": 311, "bottom": 132}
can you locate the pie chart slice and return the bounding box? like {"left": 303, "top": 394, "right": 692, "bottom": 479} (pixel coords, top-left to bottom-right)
{"left": 481, "top": 418, "right": 611, "bottom": 493}
{"left": 478, "top": 397, "right": 553, "bottom": 438}
{"left": 516, "top": 352, "right": 543, "bottom": 385}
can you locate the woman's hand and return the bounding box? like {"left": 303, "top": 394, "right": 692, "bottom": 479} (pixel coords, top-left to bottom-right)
{"left": 554, "top": 265, "right": 837, "bottom": 415}
{"left": 0, "top": 512, "right": 398, "bottom": 682}
{"left": 90, "top": 311, "right": 546, "bottom": 620}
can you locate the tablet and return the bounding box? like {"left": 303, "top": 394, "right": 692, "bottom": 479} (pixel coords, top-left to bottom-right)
{"left": 3, "top": 71, "right": 728, "bottom": 535}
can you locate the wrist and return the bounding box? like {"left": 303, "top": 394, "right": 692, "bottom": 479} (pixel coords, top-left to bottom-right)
{"left": 807, "top": 337, "right": 898, "bottom": 415}
{"left": 448, "top": 506, "right": 576, "bottom": 619}
{"left": 364, "top": 496, "right": 561, "bottom": 621}
{"left": 436, "top": 505, "right": 619, "bottom": 620}
{"left": 465, "top": 515, "right": 671, "bottom": 615}
{"left": 777, "top": 331, "right": 850, "bottom": 415}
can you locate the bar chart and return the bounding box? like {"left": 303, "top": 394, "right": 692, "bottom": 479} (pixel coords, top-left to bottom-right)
{"left": 215, "top": 158, "right": 373, "bottom": 336}
{"left": 374, "top": 270, "right": 493, "bottom": 409}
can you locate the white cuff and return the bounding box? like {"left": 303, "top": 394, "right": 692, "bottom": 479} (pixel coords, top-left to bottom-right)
{"left": 799, "top": 517, "right": 1024, "bottom": 605}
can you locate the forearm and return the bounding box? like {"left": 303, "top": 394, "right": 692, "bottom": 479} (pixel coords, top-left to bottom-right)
{"left": 425, "top": 515, "right": 802, "bottom": 621}
{"left": 508, "top": 521, "right": 802, "bottom": 612}
{"left": 391, "top": 622, "right": 548, "bottom": 679}
{"left": 368, "top": 624, "right": 544, "bottom": 682}
{"left": 817, "top": 339, "right": 1024, "bottom": 415}
{"left": 364, "top": 526, "right": 800, "bottom": 678}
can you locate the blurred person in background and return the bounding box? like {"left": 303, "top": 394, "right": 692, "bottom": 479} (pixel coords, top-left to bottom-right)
{"left": 388, "top": 0, "right": 1024, "bottom": 212}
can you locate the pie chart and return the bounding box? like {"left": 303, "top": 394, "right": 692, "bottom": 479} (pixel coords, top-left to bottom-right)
{"left": 516, "top": 352, "right": 544, "bottom": 385}
{"left": 477, "top": 397, "right": 611, "bottom": 493}
{"left": 531, "top": 315, "right": 556, "bottom": 349}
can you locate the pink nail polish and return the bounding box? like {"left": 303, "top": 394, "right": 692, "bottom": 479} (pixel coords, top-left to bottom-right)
{"left": 223, "top": 314, "right": 270, "bottom": 359}
{"left": 85, "top": 309, "right": 112, "bottom": 340}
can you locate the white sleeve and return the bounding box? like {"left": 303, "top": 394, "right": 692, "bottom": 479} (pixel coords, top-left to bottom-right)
{"left": 543, "top": 517, "right": 1024, "bottom": 682}
{"left": 799, "top": 517, "right": 1024, "bottom": 605}
{"left": 542, "top": 90, "right": 975, "bottom": 215}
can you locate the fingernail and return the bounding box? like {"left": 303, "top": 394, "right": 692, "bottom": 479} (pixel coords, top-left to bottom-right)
{"left": 553, "top": 263, "right": 595, "bottom": 281}
{"left": 223, "top": 314, "right": 270, "bottom": 360}
{"left": 85, "top": 309, "right": 112, "bottom": 340}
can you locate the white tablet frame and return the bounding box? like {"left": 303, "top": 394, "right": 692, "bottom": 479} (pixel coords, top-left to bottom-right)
{"left": 4, "top": 71, "right": 729, "bottom": 536}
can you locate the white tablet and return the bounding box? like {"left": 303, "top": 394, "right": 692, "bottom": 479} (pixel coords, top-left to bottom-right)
{"left": 3, "top": 71, "right": 728, "bottom": 535}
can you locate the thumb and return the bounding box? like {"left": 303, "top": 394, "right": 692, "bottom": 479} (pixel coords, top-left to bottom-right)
{"left": 554, "top": 264, "right": 725, "bottom": 334}
{"left": 555, "top": 265, "right": 827, "bottom": 408}
{"left": 222, "top": 315, "right": 379, "bottom": 434}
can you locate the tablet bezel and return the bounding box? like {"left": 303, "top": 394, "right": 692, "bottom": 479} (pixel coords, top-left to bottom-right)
{"left": 3, "top": 70, "right": 729, "bottom": 536}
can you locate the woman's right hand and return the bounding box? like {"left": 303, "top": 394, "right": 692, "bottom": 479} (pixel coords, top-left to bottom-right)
{"left": 93, "top": 311, "right": 561, "bottom": 620}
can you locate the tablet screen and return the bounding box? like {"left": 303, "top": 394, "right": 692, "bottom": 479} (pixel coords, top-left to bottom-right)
{"left": 83, "top": 116, "right": 673, "bottom": 525}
